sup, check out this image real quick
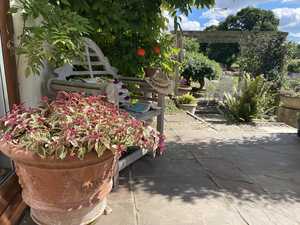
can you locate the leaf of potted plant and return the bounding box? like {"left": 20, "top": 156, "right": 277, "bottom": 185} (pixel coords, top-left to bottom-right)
{"left": 0, "top": 92, "right": 161, "bottom": 225}
{"left": 176, "top": 93, "right": 198, "bottom": 114}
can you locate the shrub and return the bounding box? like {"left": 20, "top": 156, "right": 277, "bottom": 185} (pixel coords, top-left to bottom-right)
{"left": 182, "top": 52, "right": 222, "bottom": 89}
{"left": 183, "top": 37, "right": 200, "bottom": 53}
{"left": 0, "top": 92, "right": 162, "bottom": 159}
{"left": 237, "top": 34, "right": 287, "bottom": 85}
{"left": 221, "top": 74, "right": 275, "bottom": 123}
{"left": 288, "top": 60, "right": 300, "bottom": 73}
{"left": 177, "top": 94, "right": 197, "bottom": 105}
{"left": 282, "top": 77, "right": 300, "bottom": 91}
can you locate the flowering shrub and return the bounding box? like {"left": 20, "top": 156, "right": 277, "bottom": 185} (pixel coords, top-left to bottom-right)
{"left": 0, "top": 92, "right": 163, "bottom": 159}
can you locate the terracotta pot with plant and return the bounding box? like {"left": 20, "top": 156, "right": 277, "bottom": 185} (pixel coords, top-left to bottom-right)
{"left": 0, "top": 92, "right": 161, "bottom": 225}
{"left": 176, "top": 93, "right": 198, "bottom": 114}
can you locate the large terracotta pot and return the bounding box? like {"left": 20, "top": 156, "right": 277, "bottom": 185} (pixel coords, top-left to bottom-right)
{"left": 0, "top": 142, "right": 116, "bottom": 225}
{"left": 280, "top": 95, "right": 300, "bottom": 110}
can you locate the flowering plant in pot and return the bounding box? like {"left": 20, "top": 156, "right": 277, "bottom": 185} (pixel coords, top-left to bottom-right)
{"left": 0, "top": 92, "right": 161, "bottom": 225}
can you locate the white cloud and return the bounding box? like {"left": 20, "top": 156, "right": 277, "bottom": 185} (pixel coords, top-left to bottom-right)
{"left": 290, "top": 32, "right": 300, "bottom": 38}
{"left": 272, "top": 8, "right": 300, "bottom": 33}
{"left": 281, "top": 0, "right": 299, "bottom": 2}
{"left": 202, "top": 8, "right": 232, "bottom": 20}
{"left": 163, "top": 12, "right": 201, "bottom": 31}
{"left": 204, "top": 19, "right": 220, "bottom": 27}
{"left": 180, "top": 15, "right": 201, "bottom": 30}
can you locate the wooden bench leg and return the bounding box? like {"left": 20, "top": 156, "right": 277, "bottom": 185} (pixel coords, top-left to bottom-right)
{"left": 112, "top": 159, "right": 119, "bottom": 191}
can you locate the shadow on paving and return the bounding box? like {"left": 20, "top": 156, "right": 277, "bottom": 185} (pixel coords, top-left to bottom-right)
{"left": 127, "top": 132, "right": 300, "bottom": 205}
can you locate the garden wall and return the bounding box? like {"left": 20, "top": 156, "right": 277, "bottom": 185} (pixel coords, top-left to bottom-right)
{"left": 278, "top": 107, "right": 300, "bottom": 128}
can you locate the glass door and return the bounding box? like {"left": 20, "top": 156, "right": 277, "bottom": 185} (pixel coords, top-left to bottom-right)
{"left": 0, "top": 33, "right": 13, "bottom": 185}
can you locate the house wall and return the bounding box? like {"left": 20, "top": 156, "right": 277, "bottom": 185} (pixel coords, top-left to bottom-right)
{"left": 11, "top": 0, "right": 43, "bottom": 107}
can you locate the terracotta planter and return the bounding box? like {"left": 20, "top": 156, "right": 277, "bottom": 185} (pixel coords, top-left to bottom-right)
{"left": 177, "top": 103, "right": 197, "bottom": 114}
{"left": 0, "top": 142, "right": 116, "bottom": 225}
{"left": 144, "top": 67, "right": 160, "bottom": 77}
{"left": 280, "top": 95, "right": 300, "bottom": 110}
{"left": 177, "top": 86, "right": 192, "bottom": 96}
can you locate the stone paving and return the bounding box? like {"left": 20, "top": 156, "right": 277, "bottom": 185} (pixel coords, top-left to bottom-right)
{"left": 20, "top": 113, "right": 300, "bottom": 225}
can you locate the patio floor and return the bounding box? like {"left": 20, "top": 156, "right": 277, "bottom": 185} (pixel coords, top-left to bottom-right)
{"left": 20, "top": 112, "right": 300, "bottom": 225}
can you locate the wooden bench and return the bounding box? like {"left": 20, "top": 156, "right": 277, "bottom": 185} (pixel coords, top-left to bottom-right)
{"left": 46, "top": 38, "right": 165, "bottom": 189}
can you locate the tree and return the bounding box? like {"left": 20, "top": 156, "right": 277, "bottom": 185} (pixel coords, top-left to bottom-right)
{"left": 49, "top": 0, "right": 215, "bottom": 76}
{"left": 203, "top": 7, "right": 280, "bottom": 68}
{"left": 218, "top": 7, "right": 279, "bottom": 31}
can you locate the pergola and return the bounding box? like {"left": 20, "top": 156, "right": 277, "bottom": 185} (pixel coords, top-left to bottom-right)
{"left": 181, "top": 30, "right": 288, "bottom": 54}
{"left": 173, "top": 30, "right": 288, "bottom": 94}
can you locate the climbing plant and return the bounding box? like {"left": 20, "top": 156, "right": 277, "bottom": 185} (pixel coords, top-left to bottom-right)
{"left": 11, "top": 0, "right": 91, "bottom": 76}
{"left": 14, "top": 0, "right": 215, "bottom": 76}
{"left": 49, "top": 0, "right": 215, "bottom": 76}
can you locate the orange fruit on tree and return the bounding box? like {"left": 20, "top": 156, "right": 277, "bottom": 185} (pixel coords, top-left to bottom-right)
{"left": 153, "top": 45, "right": 161, "bottom": 55}
{"left": 136, "top": 48, "right": 146, "bottom": 57}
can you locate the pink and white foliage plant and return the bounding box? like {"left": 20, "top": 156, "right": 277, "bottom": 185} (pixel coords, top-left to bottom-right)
{"left": 0, "top": 92, "right": 163, "bottom": 159}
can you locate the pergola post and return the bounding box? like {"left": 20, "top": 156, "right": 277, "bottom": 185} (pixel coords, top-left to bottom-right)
{"left": 174, "top": 31, "right": 183, "bottom": 96}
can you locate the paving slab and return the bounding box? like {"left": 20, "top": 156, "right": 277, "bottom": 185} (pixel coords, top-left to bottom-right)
{"left": 18, "top": 112, "right": 300, "bottom": 225}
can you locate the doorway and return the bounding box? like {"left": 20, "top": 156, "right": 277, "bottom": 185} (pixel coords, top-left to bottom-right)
{"left": 0, "top": 35, "right": 13, "bottom": 185}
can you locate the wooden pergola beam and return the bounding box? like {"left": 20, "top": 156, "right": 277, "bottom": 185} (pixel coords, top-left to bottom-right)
{"left": 181, "top": 31, "right": 288, "bottom": 44}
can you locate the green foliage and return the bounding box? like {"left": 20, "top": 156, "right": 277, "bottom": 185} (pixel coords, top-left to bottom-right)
{"left": 14, "top": 0, "right": 215, "bottom": 76}
{"left": 288, "top": 60, "right": 300, "bottom": 73}
{"left": 183, "top": 37, "right": 200, "bottom": 53}
{"left": 219, "top": 7, "right": 279, "bottom": 31}
{"left": 282, "top": 77, "right": 300, "bottom": 91}
{"left": 281, "top": 77, "right": 300, "bottom": 97}
{"left": 206, "top": 43, "right": 240, "bottom": 69}
{"left": 182, "top": 52, "right": 222, "bottom": 88}
{"left": 50, "top": 0, "right": 215, "bottom": 77}
{"left": 286, "top": 42, "right": 300, "bottom": 60}
{"left": 221, "top": 75, "right": 275, "bottom": 123}
{"left": 237, "top": 35, "right": 288, "bottom": 85}
{"left": 0, "top": 92, "right": 160, "bottom": 159}
{"left": 177, "top": 93, "right": 197, "bottom": 104}
{"left": 141, "top": 34, "right": 180, "bottom": 76}
{"left": 203, "top": 7, "right": 280, "bottom": 68}
{"left": 12, "top": 0, "right": 91, "bottom": 76}
{"left": 165, "top": 98, "right": 182, "bottom": 114}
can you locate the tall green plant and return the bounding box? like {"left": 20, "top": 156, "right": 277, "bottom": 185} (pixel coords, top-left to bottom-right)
{"left": 49, "top": 0, "right": 215, "bottom": 76}
{"left": 221, "top": 74, "right": 275, "bottom": 123}
{"left": 182, "top": 52, "right": 222, "bottom": 89}
{"left": 12, "top": 0, "right": 91, "bottom": 76}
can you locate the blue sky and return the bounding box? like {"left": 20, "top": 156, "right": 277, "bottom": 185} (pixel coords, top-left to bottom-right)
{"left": 169, "top": 0, "right": 300, "bottom": 43}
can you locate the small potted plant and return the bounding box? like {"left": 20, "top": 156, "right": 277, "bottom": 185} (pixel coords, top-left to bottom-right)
{"left": 181, "top": 52, "right": 222, "bottom": 91}
{"left": 176, "top": 93, "right": 198, "bottom": 114}
{"left": 0, "top": 92, "right": 161, "bottom": 225}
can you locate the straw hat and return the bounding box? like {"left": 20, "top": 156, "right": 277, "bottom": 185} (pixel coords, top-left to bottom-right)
{"left": 145, "top": 69, "right": 172, "bottom": 95}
